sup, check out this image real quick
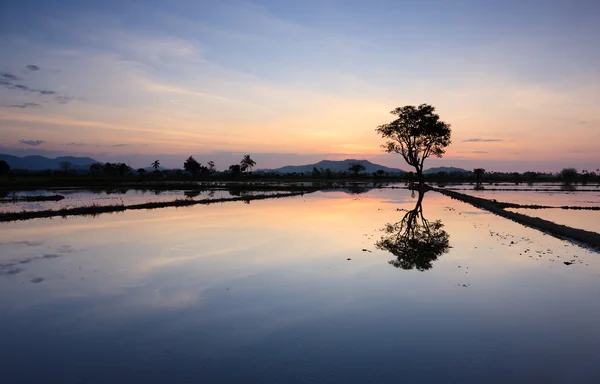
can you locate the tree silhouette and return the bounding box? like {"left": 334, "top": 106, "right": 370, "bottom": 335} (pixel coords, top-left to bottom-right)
{"left": 473, "top": 168, "right": 485, "bottom": 181}
{"left": 137, "top": 168, "right": 146, "bottom": 175}
{"left": 240, "top": 155, "right": 256, "bottom": 173}
{"left": 376, "top": 104, "right": 451, "bottom": 181}
{"left": 89, "top": 162, "right": 104, "bottom": 174}
{"left": 473, "top": 168, "right": 485, "bottom": 190}
{"left": 560, "top": 168, "right": 578, "bottom": 183}
{"left": 59, "top": 161, "right": 72, "bottom": 173}
{"left": 229, "top": 164, "right": 242, "bottom": 176}
{"left": 375, "top": 189, "right": 450, "bottom": 271}
{"left": 151, "top": 160, "right": 160, "bottom": 170}
{"left": 0, "top": 160, "right": 10, "bottom": 175}
{"left": 184, "top": 156, "right": 202, "bottom": 176}
{"left": 207, "top": 161, "right": 216, "bottom": 174}
{"left": 116, "top": 163, "right": 129, "bottom": 176}
{"left": 348, "top": 163, "right": 366, "bottom": 176}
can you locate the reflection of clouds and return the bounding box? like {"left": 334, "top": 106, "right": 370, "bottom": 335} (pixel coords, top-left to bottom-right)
{"left": 0, "top": 243, "right": 74, "bottom": 278}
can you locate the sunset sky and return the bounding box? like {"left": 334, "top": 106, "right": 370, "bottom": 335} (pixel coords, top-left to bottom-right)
{"left": 1, "top": 0, "right": 598, "bottom": 172}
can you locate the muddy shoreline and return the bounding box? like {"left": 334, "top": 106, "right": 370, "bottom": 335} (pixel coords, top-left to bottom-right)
{"left": 0, "top": 191, "right": 311, "bottom": 223}
{"left": 433, "top": 187, "right": 600, "bottom": 250}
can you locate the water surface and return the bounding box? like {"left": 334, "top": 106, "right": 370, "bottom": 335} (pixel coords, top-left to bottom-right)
{"left": 1, "top": 189, "right": 599, "bottom": 383}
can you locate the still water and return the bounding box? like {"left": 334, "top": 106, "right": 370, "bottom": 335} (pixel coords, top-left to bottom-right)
{"left": 1, "top": 189, "right": 599, "bottom": 383}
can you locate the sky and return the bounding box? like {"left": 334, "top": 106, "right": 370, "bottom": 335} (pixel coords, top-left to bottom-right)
{"left": 0, "top": 0, "right": 599, "bottom": 172}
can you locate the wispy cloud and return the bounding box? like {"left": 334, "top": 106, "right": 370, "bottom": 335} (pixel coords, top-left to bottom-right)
{"left": 1, "top": 73, "right": 21, "bottom": 81}
{"left": 26, "top": 64, "right": 40, "bottom": 71}
{"left": 0, "top": 79, "right": 56, "bottom": 96}
{"left": 462, "top": 138, "right": 504, "bottom": 143}
{"left": 8, "top": 103, "right": 40, "bottom": 109}
{"left": 19, "top": 139, "right": 46, "bottom": 146}
{"left": 111, "top": 144, "right": 129, "bottom": 147}
{"left": 65, "top": 142, "right": 88, "bottom": 146}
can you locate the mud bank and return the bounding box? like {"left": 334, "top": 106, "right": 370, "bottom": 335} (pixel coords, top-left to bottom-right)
{"left": 433, "top": 188, "right": 600, "bottom": 250}
{"left": 0, "top": 191, "right": 310, "bottom": 222}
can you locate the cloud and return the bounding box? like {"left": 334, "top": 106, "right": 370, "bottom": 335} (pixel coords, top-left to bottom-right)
{"left": 26, "top": 64, "right": 40, "bottom": 71}
{"left": 65, "top": 142, "right": 88, "bottom": 146}
{"left": 111, "top": 144, "right": 130, "bottom": 147}
{"left": 462, "top": 138, "right": 504, "bottom": 143}
{"left": 19, "top": 139, "right": 46, "bottom": 146}
{"left": 1, "top": 72, "right": 21, "bottom": 81}
{"left": 54, "top": 95, "right": 78, "bottom": 103}
{"left": 471, "top": 151, "right": 489, "bottom": 153}
{"left": 0, "top": 80, "right": 54, "bottom": 95}
{"left": 8, "top": 103, "right": 40, "bottom": 108}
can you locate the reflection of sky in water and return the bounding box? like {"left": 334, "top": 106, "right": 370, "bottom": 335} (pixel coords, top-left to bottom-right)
{"left": 506, "top": 208, "right": 600, "bottom": 234}
{"left": 466, "top": 189, "right": 600, "bottom": 207}
{"left": 0, "top": 189, "right": 279, "bottom": 213}
{"left": 1, "top": 189, "right": 600, "bottom": 383}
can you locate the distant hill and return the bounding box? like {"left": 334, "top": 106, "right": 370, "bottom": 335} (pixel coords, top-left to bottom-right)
{"left": 0, "top": 154, "right": 99, "bottom": 170}
{"left": 260, "top": 159, "right": 406, "bottom": 174}
{"left": 424, "top": 166, "right": 470, "bottom": 175}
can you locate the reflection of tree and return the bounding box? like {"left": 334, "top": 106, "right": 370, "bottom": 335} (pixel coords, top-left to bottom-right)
{"left": 375, "top": 189, "right": 450, "bottom": 271}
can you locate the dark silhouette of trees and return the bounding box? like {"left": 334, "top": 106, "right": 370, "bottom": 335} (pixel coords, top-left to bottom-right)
{"left": 151, "top": 160, "right": 160, "bottom": 170}
{"left": 0, "top": 160, "right": 10, "bottom": 175}
{"left": 89, "top": 163, "right": 104, "bottom": 174}
{"left": 228, "top": 164, "right": 242, "bottom": 176}
{"left": 560, "top": 168, "right": 578, "bottom": 183}
{"left": 375, "top": 189, "right": 450, "bottom": 271}
{"left": 473, "top": 168, "right": 485, "bottom": 181}
{"left": 59, "top": 161, "right": 72, "bottom": 173}
{"left": 116, "top": 163, "right": 130, "bottom": 176}
{"left": 312, "top": 167, "right": 321, "bottom": 177}
{"left": 473, "top": 168, "right": 485, "bottom": 190}
{"left": 376, "top": 104, "right": 451, "bottom": 181}
{"left": 240, "top": 155, "right": 256, "bottom": 173}
{"left": 137, "top": 168, "right": 146, "bottom": 175}
{"left": 348, "top": 163, "right": 366, "bottom": 176}
{"left": 184, "top": 156, "right": 202, "bottom": 176}
{"left": 208, "top": 161, "right": 216, "bottom": 174}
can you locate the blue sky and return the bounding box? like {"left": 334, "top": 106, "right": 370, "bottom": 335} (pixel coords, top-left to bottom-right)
{"left": 1, "top": 0, "right": 598, "bottom": 171}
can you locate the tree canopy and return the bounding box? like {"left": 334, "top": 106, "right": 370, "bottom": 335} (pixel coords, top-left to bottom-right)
{"left": 184, "top": 156, "right": 202, "bottom": 175}
{"left": 348, "top": 163, "right": 366, "bottom": 176}
{"left": 376, "top": 104, "right": 451, "bottom": 179}
{"left": 0, "top": 160, "right": 11, "bottom": 175}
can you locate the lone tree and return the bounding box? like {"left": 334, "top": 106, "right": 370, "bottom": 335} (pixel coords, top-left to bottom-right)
{"left": 0, "top": 160, "right": 10, "bottom": 175}
{"left": 376, "top": 104, "right": 451, "bottom": 181}
{"left": 151, "top": 160, "right": 160, "bottom": 170}
{"left": 348, "top": 163, "right": 366, "bottom": 176}
{"left": 184, "top": 156, "right": 202, "bottom": 176}
{"left": 473, "top": 168, "right": 485, "bottom": 182}
{"left": 560, "top": 168, "right": 578, "bottom": 183}
{"left": 240, "top": 155, "right": 256, "bottom": 173}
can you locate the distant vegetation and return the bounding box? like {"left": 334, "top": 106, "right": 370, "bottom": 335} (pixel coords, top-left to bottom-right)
{"left": 0, "top": 151, "right": 598, "bottom": 190}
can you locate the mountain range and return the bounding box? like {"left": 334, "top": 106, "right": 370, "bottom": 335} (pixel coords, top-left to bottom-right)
{"left": 0, "top": 154, "right": 98, "bottom": 170}
{"left": 0, "top": 154, "right": 470, "bottom": 174}
{"left": 259, "top": 159, "right": 406, "bottom": 174}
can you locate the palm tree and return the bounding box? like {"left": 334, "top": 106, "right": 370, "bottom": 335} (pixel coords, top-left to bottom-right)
{"left": 151, "top": 160, "right": 160, "bottom": 170}
{"left": 240, "top": 155, "right": 256, "bottom": 173}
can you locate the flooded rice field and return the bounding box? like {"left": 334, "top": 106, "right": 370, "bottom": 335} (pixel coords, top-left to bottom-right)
{"left": 1, "top": 187, "right": 599, "bottom": 383}
{"left": 466, "top": 189, "right": 600, "bottom": 207}
{"left": 0, "top": 188, "right": 281, "bottom": 213}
